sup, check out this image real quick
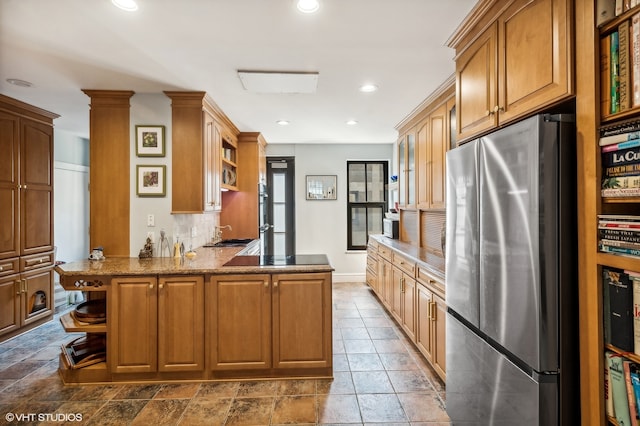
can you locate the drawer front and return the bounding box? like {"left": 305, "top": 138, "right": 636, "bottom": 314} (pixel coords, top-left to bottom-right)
{"left": 417, "top": 265, "right": 445, "bottom": 299}
{"left": 0, "top": 258, "right": 19, "bottom": 277}
{"left": 20, "top": 252, "right": 54, "bottom": 272}
{"left": 393, "top": 252, "right": 415, "bottom": 276}
{"left": 367, "top": 239, "right": 379, "bottom": 252}
{"left": 378, "top": 245, "right": 392, "bottom": 261}
{"left": 366, "top": 256, "right": 378, "bottom": 272}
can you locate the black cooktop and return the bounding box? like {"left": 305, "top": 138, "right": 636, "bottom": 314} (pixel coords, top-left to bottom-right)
{"left": 223, "top": 254, "right": 330, "bottom": 267}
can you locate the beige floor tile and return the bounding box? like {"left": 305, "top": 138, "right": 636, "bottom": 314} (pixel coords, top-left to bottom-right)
{"left": 317, "top": 371, "right": 356, "bottom": 395}
{"left": 358, "top": 393, "right": 408, "bottom": 423}
{"left": 225, "top": 396, "right": 274, "bottom": 425}
{"left": 271, "top": 395, "right": 317, "bottom": 424}
{"left": 154, "top": 383, "right": 200, "bottom": 399}
{"left": 317, "top": 394, "right": 362, "bottom": 423}
{"left": 178, "top": 397, "right": 231, "bottom": 426}
{"left": 397, "top": 392, "right": 450, "bottom": 422}
{"left": 130, "top": 399, "right": 189, "bottom": 425}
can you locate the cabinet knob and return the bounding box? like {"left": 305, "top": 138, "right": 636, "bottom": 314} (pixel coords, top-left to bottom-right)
{"left": 493, "top": 105, "right": 504, "bottom": 113}
{"left": 274, "top": 281, "right": 278, "bottom": 288}
{"left": 22, "top": 185, "right": 27, "bottom": 190}
{"left": 486, "top": 110, "right": 492, "bottom": 116}
{"left": 149, "top": 284, "right": 154, "bottom": 289}
{"left": 159, "top": 283, "right": 164, "bottom": 289}
{"left": 0, "top": 266, "right": 3, "bottom": 271}
{"left": 264, "top": 281, "right": 269, "bottom": 288}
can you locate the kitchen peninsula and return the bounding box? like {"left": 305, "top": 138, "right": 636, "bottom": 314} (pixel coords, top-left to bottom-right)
{"left": 54, "top": 245, "right": 333, "bottom": 384}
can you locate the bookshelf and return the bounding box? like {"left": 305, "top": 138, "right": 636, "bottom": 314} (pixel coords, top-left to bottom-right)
{"left": 578, "top": 0, "right": 640, "bottom": 424}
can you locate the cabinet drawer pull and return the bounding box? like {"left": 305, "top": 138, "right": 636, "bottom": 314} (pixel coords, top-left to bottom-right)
{"left": 22, "top": 279, "right": 27, "bottom": 294}
{"left": 15, "top": 280, "right": 20, "bottom": 295}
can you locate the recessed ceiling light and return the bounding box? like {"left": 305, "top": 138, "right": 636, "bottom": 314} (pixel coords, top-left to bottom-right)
{"left": 346, "top": 120, "right": 358, "bottom": 125}
{"left": 112, "top": 0, "right": 138, "bottom": 12}
{"left": 297, "top": 0, "right": 319, "bottom": 13}
{"left": 359, "top": 84, "right": 378, "bottom": 93}
{"left": 6, "top": 78, "right": 33, "bottom": 88}
{"left": 276, "top": 120, "right": 290, "bottom": 126}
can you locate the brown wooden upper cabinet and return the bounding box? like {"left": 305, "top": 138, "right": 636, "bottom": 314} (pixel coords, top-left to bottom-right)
{"left": 165, "top": 91, "right": 239, "bottom": 214}
{"left": 449, "top": 0, "right": 573, "bottom": 142}
{"left": 398, "top": 131, "right": 416, "bottom": 209}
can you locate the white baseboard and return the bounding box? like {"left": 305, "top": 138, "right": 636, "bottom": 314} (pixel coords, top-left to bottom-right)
{"left": 332, "top": 273, "right": 365, "bottom": 283}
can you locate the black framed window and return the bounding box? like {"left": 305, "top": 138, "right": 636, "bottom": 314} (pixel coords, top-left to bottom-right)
{"left": 347, "top": 161, "right": 388, "bottom": 250}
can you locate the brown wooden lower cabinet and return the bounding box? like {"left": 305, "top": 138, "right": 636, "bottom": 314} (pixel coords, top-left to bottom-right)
{"left": 58, "top": 270, "right": 332, "bottom": 383}
{"left": 0, "top": 264, "right": 54, "bottom": 340}
{"left": 416, "top": 281, "right": 446, "bottom": 379}
{"left": 209, "top": 272, "right": 333, "bottom": 373}
{"left": 109, "top": 275, "right": 205, "bottom": 374}
{"left": 366, "top": 237, "right": 446, "bottom": 381}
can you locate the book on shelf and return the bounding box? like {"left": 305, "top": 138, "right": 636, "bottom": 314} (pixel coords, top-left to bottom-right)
{"left": 603, "top": 175, "right": 640, "bottom": 189}
{"left": 624, "top": 359, "right": 640, "bottom": 426}
{"left": 601, "top": 118, "right": 640, "bottom": 137}
{"left": 599, "top": 214, "right": 640, "bottom": 221}
{"left": 600, "top": 227, "right": 640, "bottom": 244}
{"left": 604, "top": 267, "right": 634, "bottom": 352}
{"left": 603, "top": 163, "right": 640, "bottom": 179}
{"left": 633, "top": 12, "right": 640, "bottom": 107}
{"left": 599, "top": 0, "right": 617, "bottom": 26}
{"left": 606, "top": 350, "right": 616, "bottom": 418}
{"left": 601, "top": 244, "right": 640, "bottom": 255}
{"left": 632, "top": 366, "right": 640, "bottom": 422}
{"left": 599, "top": 218, "right": 640, "bottom": 228}
{"left": 621, "top": 19, "right": 631, "bottom": 112}
{"left": 609, "top": 351, "right": 633, "bottom": 426}
{"left": 602, "top": 137, "right": 640, "bottom": 151}
{"left": 601, "top": 239, "right": 640, "bottom": 250}
{"left": 613, "top": 30, "right": 622, "bottom": 114}
{"left": 603, "top": 145, "right": 640, "bottom": 167}
{"left": 600, "top": 131, "right": 640, "bottom": 147}
{"left": 627, "top": 270, "right": 640, "bottom": 356}
{"left": 603, "top": 187, "right": 640, "bottom": 197}
{"left": 604, "top": 33, "right": 613, "bottom": 117}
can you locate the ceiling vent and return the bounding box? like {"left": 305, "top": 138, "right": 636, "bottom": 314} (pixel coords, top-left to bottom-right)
{"left": 237, "top": 70, "right": 319, "bottom": 94}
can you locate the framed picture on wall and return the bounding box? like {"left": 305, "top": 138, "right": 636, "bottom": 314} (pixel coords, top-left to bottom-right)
{"left": 136, "top": 165, "right": 166, "bottom": 197}
{"left": 136, "top": 125, "right": 165, "bottom": 157}
{"left": 306, "top": 175, "right": 337, "bottom": 200}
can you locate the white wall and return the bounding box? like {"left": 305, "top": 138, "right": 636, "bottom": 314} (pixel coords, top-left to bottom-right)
{"left": 266, "top": 143, "right": 394, "bottom": 282}
{"left": 129, "top": 94, "right": 219, "bottom": 257}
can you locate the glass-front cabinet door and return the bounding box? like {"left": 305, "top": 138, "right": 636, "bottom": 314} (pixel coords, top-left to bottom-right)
{"left": 398, "top": 132, "right": 415, "bottom": 208}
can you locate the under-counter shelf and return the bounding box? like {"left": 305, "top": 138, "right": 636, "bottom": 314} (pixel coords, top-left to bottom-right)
{"left": 59, "top": 311, "right": 107, "bottom": 333}
{"left": 597, "top": 251, "right": 640, "bottom": 271}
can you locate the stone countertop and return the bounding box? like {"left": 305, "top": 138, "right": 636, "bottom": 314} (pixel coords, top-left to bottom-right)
{"left": 55, "top": 245, "right": 334, "bottom": 280}
{"left": 370, "top": 234, "right": 445, "bottom": 282}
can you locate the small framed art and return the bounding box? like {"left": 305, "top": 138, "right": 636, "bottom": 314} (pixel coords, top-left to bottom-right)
{"left": 136, "top": 125, "right": 165, "bottom": 157}
{"left": 306, "top": 175, "right": 337, "bottom": 200}
{"left": 136, "top": 165, "right": 166, "bottom": 197}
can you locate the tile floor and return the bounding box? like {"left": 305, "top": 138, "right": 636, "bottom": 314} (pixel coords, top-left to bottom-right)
{"left": 0, "top": 282, "right": 449, "bottom": 425}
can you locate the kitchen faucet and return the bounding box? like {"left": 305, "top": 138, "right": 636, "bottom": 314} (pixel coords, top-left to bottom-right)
{"left": 213, "top": 225, "right": 232, "bottom": 244}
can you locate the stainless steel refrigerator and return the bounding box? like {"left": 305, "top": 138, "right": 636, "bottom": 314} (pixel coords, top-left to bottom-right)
{"left": 444, "top": 114, "right": 578, "bottom": 425}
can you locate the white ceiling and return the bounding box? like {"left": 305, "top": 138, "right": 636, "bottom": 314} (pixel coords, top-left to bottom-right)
{"left": 0, "top": 0, "right": 476, "bottom": 144}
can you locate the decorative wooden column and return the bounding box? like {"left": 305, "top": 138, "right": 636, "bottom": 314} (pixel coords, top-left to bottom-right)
{"left": 82, "top": 90, "right": 134, "bottom": 257}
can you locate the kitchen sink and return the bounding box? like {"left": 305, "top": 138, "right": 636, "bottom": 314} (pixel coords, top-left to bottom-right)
{"left": 203, "top": 238, "right": 254, "bottom": 248}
